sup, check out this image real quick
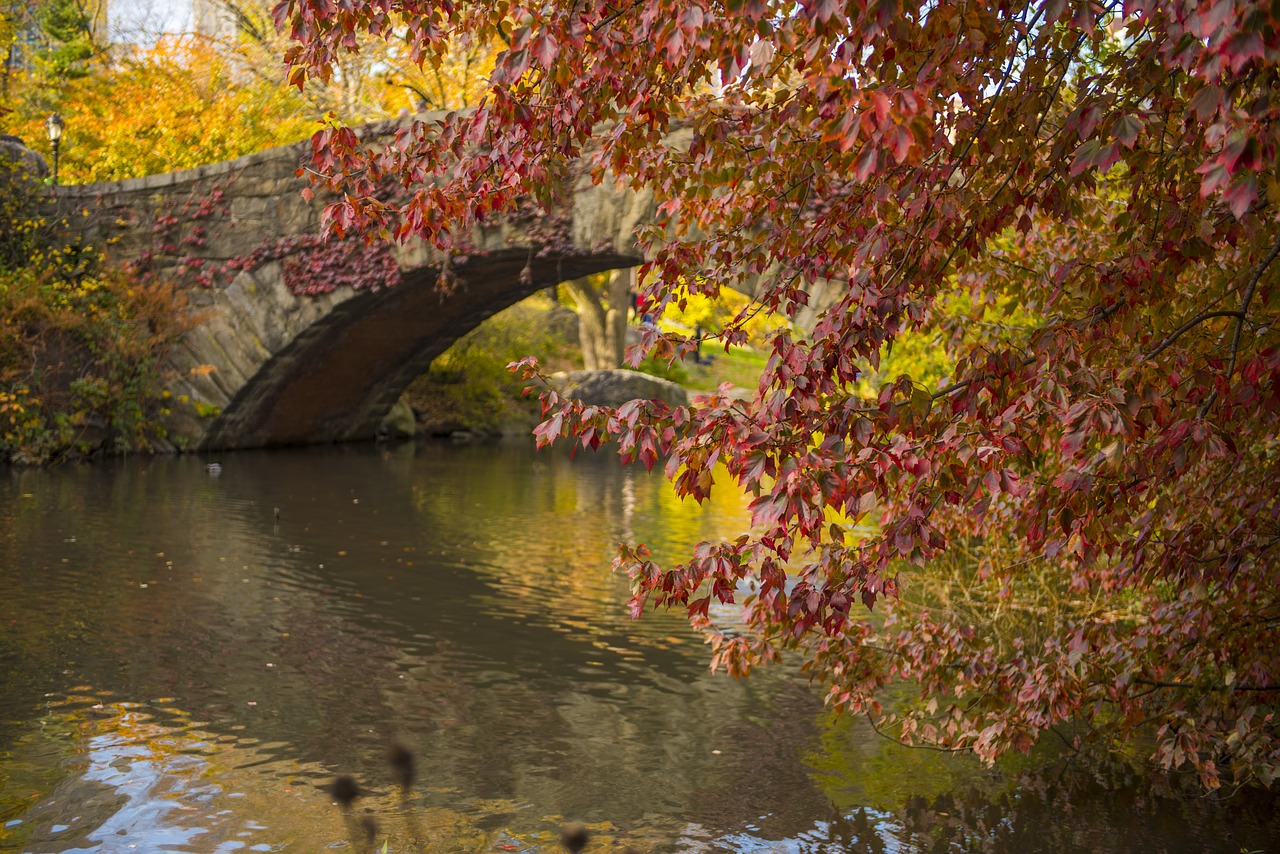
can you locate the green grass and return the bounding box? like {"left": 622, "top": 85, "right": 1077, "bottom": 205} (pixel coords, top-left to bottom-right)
{"left": 683, "top": 344, "right": 769, "bottom": 394}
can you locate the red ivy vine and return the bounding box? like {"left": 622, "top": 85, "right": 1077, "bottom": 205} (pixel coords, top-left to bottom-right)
{"left": 231, "top": 233, "right": 401, "bottom": 296}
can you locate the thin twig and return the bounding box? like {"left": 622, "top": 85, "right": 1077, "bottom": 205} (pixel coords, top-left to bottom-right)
{"left": 932, "top": 355, "right": 1036, "bottom": 400}
{"left": 1197, "top": 230, "right": 1280, "bottom": 417}
{"left": 1134, "top": 678, "right": 1280, "bottom": 692}
{"left": 866, "top": 713, "right": 972, "bottom": 753}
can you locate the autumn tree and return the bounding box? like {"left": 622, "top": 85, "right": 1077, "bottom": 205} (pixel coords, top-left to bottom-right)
{"left": 1, "top": 35, "right": 316, "bottom": 182}
{"left": 276, "top": 0, "right": 1280, "bottom": 788}
{"left": 32, "top": 0, "right": 102, "bottom": 76}
{"left": 1, "top": 0, "right": 105, "bottom": 101}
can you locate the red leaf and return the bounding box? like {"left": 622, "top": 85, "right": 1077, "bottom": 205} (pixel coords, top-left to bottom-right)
{"left": 1197, "top": 160, "right": 1230, "bottom": 197}
{"left": 892, "top": 125, "right": 913, "bottom": 163}
{"left": 664, "top": 27, "right": 685, "bottom": 60}
{"left": 806, "top": 0, "right": 841, "bottom": 24}
{"left": 531, "top": 33, "right": 559, "bottom": 68}
{"left": 1223, "top": 31, "right": 1265, "bottom": 73}
{"left": 854, "top": 147, "right": 878, "bottom": 182}
{"left": 1222, "top": 174, "right": 1257, "bottom": 219}
{"left": 1077, "top": 105, "right": 1101, "bottom": 141}
{"left": 679, "top": 5, "right": 704, "bottom": 32}
{"left": 1113, "top": 114, "right": 1142, "bottom": 149}
{"left": 871, "top": 90, "right": 891, "bottom": 126}
{"left": 1188, "top": 85, "right": 1222, "bottom": 122}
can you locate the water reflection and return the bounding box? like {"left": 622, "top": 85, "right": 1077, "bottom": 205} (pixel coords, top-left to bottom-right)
{"left": 1, "top": 441, "right": 1277, "bottom": 853}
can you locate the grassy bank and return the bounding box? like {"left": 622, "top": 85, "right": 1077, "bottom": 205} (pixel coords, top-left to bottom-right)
{"left": 403, "top": 295, "right": 582, "bottom": 435}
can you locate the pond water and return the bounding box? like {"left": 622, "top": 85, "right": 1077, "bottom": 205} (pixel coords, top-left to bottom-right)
{"left": 1, "top": 441, "right": 1277, "bottom": 853}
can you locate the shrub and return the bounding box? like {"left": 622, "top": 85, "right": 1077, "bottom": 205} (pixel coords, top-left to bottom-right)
{"left": 0, "top": 262, "right": 192, "bottom": 463}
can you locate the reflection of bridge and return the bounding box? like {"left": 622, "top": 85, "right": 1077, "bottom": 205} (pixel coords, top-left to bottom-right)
{"left": 62, "top": 115, "right": 655, "bottom": 450}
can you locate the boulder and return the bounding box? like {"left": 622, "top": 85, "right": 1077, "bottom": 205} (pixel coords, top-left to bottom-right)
{"left": 0, "top": 135, "right": 50, "bottom": 181}
{"left": 378, "top": 397, "right": 419, "bottom": 439}
{"left": 550, "top": 369, "right": 688, "bottom": 408}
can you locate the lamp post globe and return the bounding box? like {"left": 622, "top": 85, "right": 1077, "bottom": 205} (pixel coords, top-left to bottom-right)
{"left": 45, "top": 114, "right": 64, "bottom": 185}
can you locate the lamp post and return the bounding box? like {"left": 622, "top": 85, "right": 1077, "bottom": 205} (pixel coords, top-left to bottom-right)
{"left": 45, "top": 114, "right": 64, "bottom": 185}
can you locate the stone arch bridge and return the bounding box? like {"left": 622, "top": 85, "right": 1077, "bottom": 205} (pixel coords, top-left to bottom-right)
{"left": 62, "top": 116, "right": 835, "bottom": 450}
{"left": 62, "top": 116, "right": 656, "bottom": 450}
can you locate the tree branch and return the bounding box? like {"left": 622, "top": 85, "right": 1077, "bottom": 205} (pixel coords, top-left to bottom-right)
{"left": 866, "top": 713, "right": 971, "bottom": 752}
{"left": 1134, "top": 678, "right": 1280, "bottom": 693}
{"left": 1196, "top": 230, "right": 1280, "bottom": 417}
{"left": 933, "top": 355, "right": 1036, "bottom": 400}
{"left": 1145, "top": 310, "right": 1244, "bottom": 361}
{"left": 1226, "top": 230, "right": 1280, "bottom": 382}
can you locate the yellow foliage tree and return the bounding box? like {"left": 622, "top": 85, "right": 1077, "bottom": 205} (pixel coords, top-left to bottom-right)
{"left": 1, "top": 35, "right": 316, "bottom": 183}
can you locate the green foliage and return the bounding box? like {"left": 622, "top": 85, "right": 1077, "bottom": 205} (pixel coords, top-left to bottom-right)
{"left": 633, "top": 352, "right": 690, "bottom": 386}
{"left": 0, "top": 155, "right": 50, "bottom": 270}
{"left": 658, "top": 288, "right": 790, "bottom": 350}
{"left": 862, "top": 289, "right": 1040, "bottom": 396}
{"left": 192, "top": 400, "right": 221, "bottom": 419}
{"left": 0, "top": 264, "right": 190, "bottom": 463}
{"left": 33, "top": 0, "right": 96, "bottom": 77}
{"left": 405, "top": 296, "right": 579, "bottom": 434}
{"left": 643, "top": 287, "right": 783, "bottom": 391}
{"left": 683, "top": 344, "right": 768, "bottom": 394}
{"left": 0, "top": 181, "right": 191, "bottom": 464}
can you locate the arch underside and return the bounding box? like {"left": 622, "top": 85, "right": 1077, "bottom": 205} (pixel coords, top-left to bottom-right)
{"left": 197, "top": 249, "right": 640, "bottom": 450}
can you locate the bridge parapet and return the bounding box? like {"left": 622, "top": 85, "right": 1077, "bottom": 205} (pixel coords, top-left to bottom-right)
{"left": 62, "top": 134, "right": 321, "bottom": 294}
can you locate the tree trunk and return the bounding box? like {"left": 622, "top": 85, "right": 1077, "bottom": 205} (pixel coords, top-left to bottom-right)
{"left": 565, "top": 269, "right": 631, "bottom": 370}
{"left": 606, "top": 267, "right": 630, "bottom": 366}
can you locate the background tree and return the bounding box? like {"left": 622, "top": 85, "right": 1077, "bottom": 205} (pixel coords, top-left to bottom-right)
{"left": 0, "top": 142, "right": 193, "bottom": 464}
{"left": 32, "top": 0, "right": 101, "bottom": 76}
{"left": 2, "top": 0, "right": 105, "bottom": 101}
{"left": 1, "top": 2, "right": 35, "bottom": 99}
{"left": 279, "top": 0, "right": 1280, "bottom": 789}
{"left": 0, "top": 34, "right": 315, "bottom": 182}
{"left": 564, "top": 268, "right": 631, "bottom": 370}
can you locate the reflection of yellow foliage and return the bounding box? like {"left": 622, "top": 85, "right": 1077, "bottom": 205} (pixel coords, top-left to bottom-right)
{"left": 0, "top": 697, "right": 326, "bottom": 848}
{"left": 0, "top": 690, "right": 657, "bottom": 852}
{"left": 411, "top": 454, "right": 756, "bottom": 639}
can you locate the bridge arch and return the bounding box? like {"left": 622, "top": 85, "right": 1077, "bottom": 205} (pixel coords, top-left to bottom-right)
{"left": 169, "top": 247, "right": 640, "bottom": 449}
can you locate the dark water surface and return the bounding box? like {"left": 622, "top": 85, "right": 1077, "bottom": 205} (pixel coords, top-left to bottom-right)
{"left": 1, "top": 442, "right": 1276, "bottom": 853}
